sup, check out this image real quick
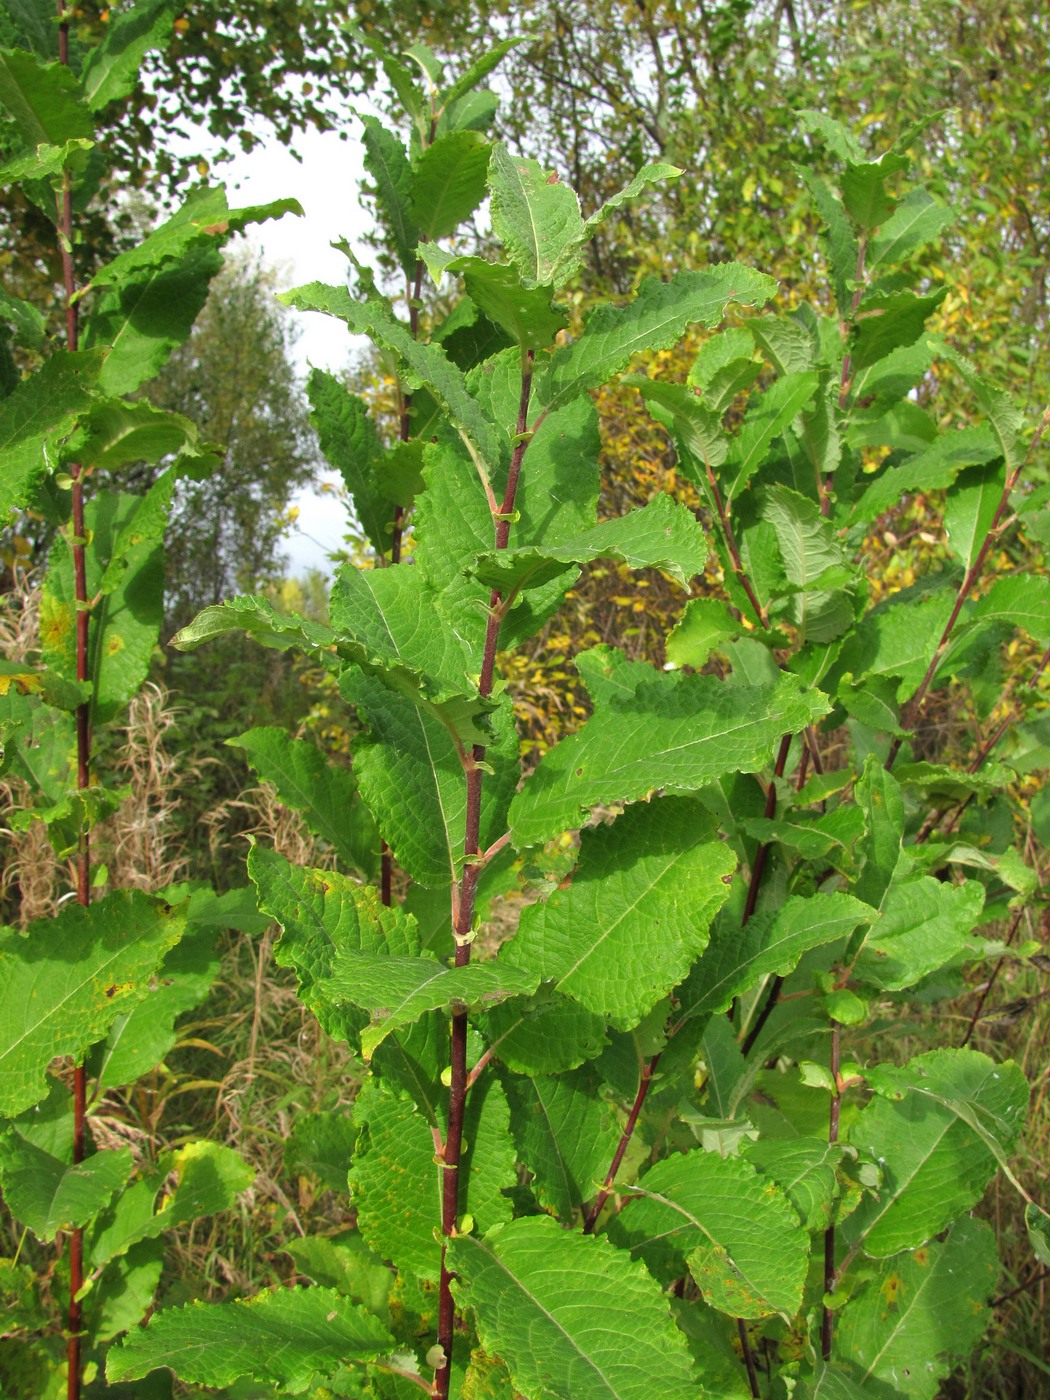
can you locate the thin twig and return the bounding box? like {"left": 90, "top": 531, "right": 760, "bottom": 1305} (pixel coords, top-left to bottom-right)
{"left": 886, "top": 406, "right": 1050, "bottom": 769}
{"left": 582, "top": 1052, "right": 662, "bottom": 1233}
{"left": 960, "top": 906, "right": 1027, "bottom": 1047}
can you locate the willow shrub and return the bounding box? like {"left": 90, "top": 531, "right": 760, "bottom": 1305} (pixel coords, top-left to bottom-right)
{"left": 2, "top": 20, "right": 1049, "bottom": 1400}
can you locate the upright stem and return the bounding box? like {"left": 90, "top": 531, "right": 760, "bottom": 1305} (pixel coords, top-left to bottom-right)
{"left": 734, "top": 732, "right": 795, "bottom": 1054}
{"left": 433, "top": 351, "right": 534, "bottom": 1399}
{"left": 821, "top": 1022, "right": 842, "bottom": 1361}
{"left": 737, "top": 1318, "right": 762, "bottom": 1399}
{"left": 57, "top": 8, "right": 88, "bottom": 1397}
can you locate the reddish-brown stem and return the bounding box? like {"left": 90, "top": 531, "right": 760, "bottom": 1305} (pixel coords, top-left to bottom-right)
{"left": 821, "top": 1022, "right": 842, "bottom": 1361}
{"left": 434, "top": 351, "right": 534, "bottom": 1399}
{"left": 737, "top": 1318, "right": 762, "bottom": 1399}
{"left": 706, "top": 462, "right": 768, "bottom": 629}
{"left": 886, "top": 407, "right": 1050, "bottom": 770}
{"left": 960, "top": 906, "right": 1026, "bottom": 1048}
{"left": 741, "top": 732, "right": 792, "bottom": 928}
{"left": 583, "top": 1052, "right": 662, "bottom": 1234}
{"left": 57, "top": 8, "right": 88, "bottom": 1395}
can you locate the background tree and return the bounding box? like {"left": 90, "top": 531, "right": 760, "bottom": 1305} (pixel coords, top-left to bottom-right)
{"left": 356, "top": 0, "right": 1049, "bottom": 409}
{"left": 0, "top": 0, "right": 369, "bottom": 328}
{"left": 144, "top": 253, "right": 318, "bottom": 634}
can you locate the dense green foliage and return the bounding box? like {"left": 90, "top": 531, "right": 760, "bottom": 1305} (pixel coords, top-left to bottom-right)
{"left": 0, "top": 10, "right": 1048, "bottom": 1400}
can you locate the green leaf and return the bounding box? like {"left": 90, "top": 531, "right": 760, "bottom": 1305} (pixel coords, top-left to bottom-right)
{"left": 583, "top": 162, "right": 682, "bottom": 238}
{"left": 174, "top": 587, "right": 492, "bottom": 751}
{"left": 402, "top": 41, "right": 443, "bottom": 85}
{"left": 0, "top": 135, "right": 94, "bottom": 183}
{"left": 931, "top": 340, "right": 1024, "bottom": 475}
{"left": 285, "top": 1231, "right": 392, "bottom": 1323}
{"left": 0, "top": 1133, "right": 131, "bottom": 1242}
{"left": 840, "top": 154, "right": 909, "bottom": 229}
{"left": 438, "top": 86, "right": 499, "bottom": 140}
{"left": 615, "top": 1149, "right": 809, "bottom": 1319}
{"left": 509, "top": 663, "right": 828, "bottom": 849}
{"left": 451, "top": 1217, "right": 700, "bottom": 1399}
{"left": 89, "top": 1139, "right": 254, "bottom": 1268}
{"left": 83, "top": 243, "right": 223, "bottom": 396}
{"left": 834, "top": 1217, "right": 998, "bottom": 1400}
{"left": 90, "top": 186, "right": 303, "bottom": 288}
{"left": 627, "top": 374, "right": 728, "bottom": 480}
{"left": 762, "top": 484, "right": 854, "bottom": 642}
{"left": 850, "top": 289, "right": 947, "bottom": 372}
{"left": 320, "top": 952, "right": 536, "bottom": 1059}
{"left": 0, "top": 349, "right": 103, "bottom": 520}
{"left": 666, "top": 597, "right": 754, "bottom": 668}
{"left": 798, "top": 110, "right": 865, "bottom": 163}
{"left": 80, "top": 0, "right": 176, "bottom": 110}
{"left": 360, "top": 115, "right": 417, "bottom": 275}
{"left": 849, "top": 425, "right": 999, "bottom": 523}
{"left": 351, "top": 1075, "right": 514, "bottom": 1282}
{"left": 88, "top": 1237, "right": 164, "bottom": 1345}
{"left": 834, "top": 672, "right": 907, "bottom": 739}
{"left": 422, "top": 249, "right": 568, "bottom": 350}
{"left": 545, "top": 265, "right": 776, "bottom": 413}
{"left": 307, "top": 369, "right": 396, "bottom": 557}
{"left": 0, "top": 890, "right": 185, "bottom": 1115}
{"left": 346, "top": 672, "right": 517, "bottom": 888}
{"left": 488, "top": 144, "right": 586, "bottom": 288}
{"left": 249, "top": 846, "right": 417, "bottom": 1051}
{"left": 852, "top": 877, "right": 984, "bottom": 991}
{"left": 833, "top": 584, "right": 955, "bottom": 701}
{"left": 689, "top": 326, "right": 759, "bottom": 395}
{"left": 749, "top": 313, "right": 817, "bottom": 375}
{"left": 229, "top": 727, "right": 378, "bottom": 879}
{"left": 868, "top": 188, "right": 955, "bottom": 273}
{"left": 439, "top": 37, "right": 522, "bottom": 110}
{"left": 71, "top": 396, "right": 198, "bottom": 472}
{"left": 845, "top": 1049, "right": 1027, "bottom": 1257}
{"left": 1026, "top": 1202, "right": 1050, "bottom": 1267}
{"left": 727, "top": 372, "right": 820, "bottom": 503}
{"left": 107, "top": 1285, "right": 394, "bottom": 1393}
{"left": 356, "top": 30, "right": 424, "bottom": 123}
{"left": 470, "top": 493, "right": 706, "bottom": 595}
{"left": 505, "top": 798, "right": 734, "bottom": 1029}
{"left": 329, "top": 561, "right": 495, "bottom": 747}
{"left": 0, "top": 47, "right": 93, "bottom": 151}
{"left": 676, "top": 893, "right": 877, "bottom": 1027}
{"left": 87, "top": 916, "right": 220, "bottom": 1093}
{"left": 0, "top": 285, "right": 46, "bottom": 347}
{"left": 741, "top": 1137, "right": 847, "bottom": 1233}
{"left": 480, "top": 984, "right": 609, "bottom": 1075}
{"left": 852, "top": 755, "right": 905, "bottom": 909}
{"left": 281, "top": 281, "right": 503, "bottom": 468}
{"left": 412, "top": 129, "right": 491, "bottom": 241}
{"left": 966, "top": 574, "right": 1050, "bottom": 647}
{"left": 944, "top": 458, "right": 1006, "bottom": 570}
{"left": 796, "top": 168, "right": 858, "bottom": 314}
{"left": 506, "top": 1067, "right": 619, "bottom": 1220}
